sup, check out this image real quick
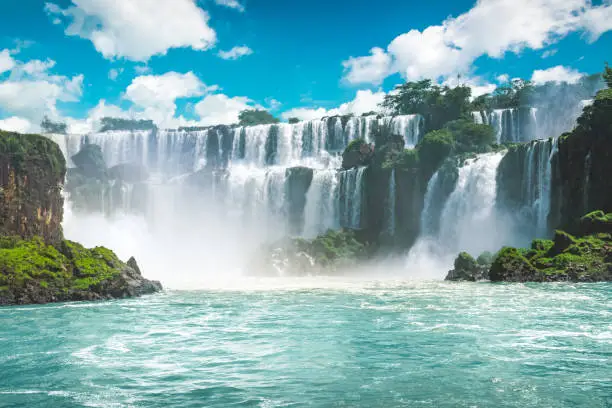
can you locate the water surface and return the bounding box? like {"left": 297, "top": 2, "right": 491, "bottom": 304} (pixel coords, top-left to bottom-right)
{"left": 1, "top": 280, "right": 610, "bottom": 407}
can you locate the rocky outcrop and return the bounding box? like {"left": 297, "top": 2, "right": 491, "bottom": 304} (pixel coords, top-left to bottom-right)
{"left": 487, "top": 212, "right": 612, "bottom": 282}
{"left": 66, "top": 144, "right": 149, "bottom": 215}
{"left": 551, "top": 88, "right": 612, "bottom": 230}
{"left": 0, "top": 131, "right": 66, "bottom": 244}
{"left": 0, "top": 132, "right": 161, "bottom": 306}
{"left": 285, "top": 166, "right": 314, "bottom": 235}
{"left": 446, "top": 252, "right": 490, "bottom": 281}
{"left": 342, "top": 139, "right": 375, "bottom": 169}
{"left": 251, "top": 229, "right": 367, "bottom": 276}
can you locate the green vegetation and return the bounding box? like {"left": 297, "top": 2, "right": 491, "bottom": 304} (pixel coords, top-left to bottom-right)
{"left": 293, "top": 229, "right": 366, "bottom": 267}
{"left": 41, "top": 116, "right": 67, "bottom": 134}
{"left": 487, "top": 212, "right": 612, "bottom": 282}
{"left": 0, "top": 130, "right": 66, "bottom": 182}
{"left": 0, "top": 236, "right": 122, "bottom": 295}
{"left": 288, "top": 117, "right": 300, "bottom": 124}
{"left": 0, "top": 235, "right": 160, "bottom": 305}
{"left": 603, "top": 62, "right": 611, "bottom": 89}
{"left": 99, "top": 117, "right": 157, "bottom": 132}
{"left": 382, "top": 80, "right": 472, "bottom": 132}
{"left": 238, "top": 109, "right": 280, "bottom": 126}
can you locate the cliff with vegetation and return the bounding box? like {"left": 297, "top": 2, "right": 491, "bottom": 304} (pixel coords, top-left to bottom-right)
{"left": 0, "top": 131, "right": 161, "bottom": 306}
{"left": 448, "top": 73, "right": 612, "bottom": 283}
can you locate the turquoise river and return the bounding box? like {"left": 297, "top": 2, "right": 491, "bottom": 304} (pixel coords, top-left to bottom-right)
{"left": 1, "top": 280, "right": 611, "bottom": 407}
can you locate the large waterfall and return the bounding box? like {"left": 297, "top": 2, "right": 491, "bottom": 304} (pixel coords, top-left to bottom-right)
{"left": 51, "top": 114, "right": 422, "bottom": 285}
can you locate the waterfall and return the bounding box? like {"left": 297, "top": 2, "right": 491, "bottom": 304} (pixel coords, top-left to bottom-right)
{"left": 516, "top": 138, "right": 558, "bottom": 237}
{"left": 438, "top": 152, "right": 505, "bottom": 255}
{"left": 55, "top": 114, "right": 415, "bottom": 249}
{"left": 406, "top": 152, "right": 506, "bottom": 276}
{"left": 419, "top": 170, "right": 441, "bottom": 237}
{"left": 303, "top": 169, "right": 339, "bottom": 238}
{"left": 338, "top": 167, "right": 366, "bottom": 229}
{"left": 386, "top": 169, "right": 396, "bottom": 236}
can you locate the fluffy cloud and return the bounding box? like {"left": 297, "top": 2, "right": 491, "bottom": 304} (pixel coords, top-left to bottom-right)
{"left": 0, "top": 116, "right": 34, "bottom": 133}
{"left": 281, "top": 90, "right": 386, "bottom": 121}
{"left": 45, "top": 0, "right": 216, "bottom": 61}
{"left": 342, "top": 47, "right": 392, "bottom": 86}
{"left": 531, "top": 65, "right": 584, "bottom": 84}
{"left": 0, "top": 49, "right": 15, "bottom": 74}
{"left": 0, "top": 50, "right": 83, "bottom": 127}
{"left": 214, "top": 0, "right": 245, "bottom": 12}
{"left": 343, "top": 0, "right": 612, "bottom": 85}
{"left": 218, "top": 46, "right": 253, "bottom": 60}
{"left": 123, "top": 71, "right": 218, "bottom": 125}
{"left": 194, "top": 94, "right": 256, "bottom": 126}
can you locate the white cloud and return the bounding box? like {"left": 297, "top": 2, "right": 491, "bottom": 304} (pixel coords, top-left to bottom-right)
{"left": 342, "top": 0, "right": 612, "bottom": 85}
{"left": 266, "top": 98, "right": 282, "bottom": 111}
{"left": 0, "top": 54, "right": 83, "bottom": 127}
{"left": 542, "top": 49, "right": 558, "bottom": 58}
{"left": 0, "top": 49, "right": 15, "bottom": 74}
{"left": 496, "top": 74, "right": 510, "bottom": 83}
{"left": 214, "top": 0, "right": 245, "bottom": 12}
{"left": 0, "top": 116, "right": 34, "bottom": 133}
{"left": 218, "top": 46, "right": 253, "bottom": 60}
{"left": 531, "top": 65, "right": 584, "bottom": 84}
{"left": 124, "top": 71, "right": 218, "bottom": 125}
{"left": 194, "top": 94, "right": 255, "bottom": 126}
{"left": 108, "top": 68, "right": 123, "bottom": 81}
{"left": 282, "top": 90, "right": 385, "bottom": 121}
{"left": 134, "top": 65, "right": 152, "bottom": 75}
{"left": 342, "top": 47, "right": 392, "bottom": 85}
{"left": 45, "top": 0, "right": 217, "bottom": 61}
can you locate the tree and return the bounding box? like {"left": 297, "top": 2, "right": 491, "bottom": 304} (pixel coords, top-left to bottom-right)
{"left": 446, "top": 119, "right": 495, "bottom": 153}
{"left": 288, "top": 117, "right": 300, "bottom": 124}
{"left": 604, "top": 62, "right": 612, "bottom": 89}
{"left": 238, "top": 109, "right": 280, "bottom": 127}
{"left": 417, "top": 129, "right": 454, "bottom": 178}
{"left": 40, "top": 116, "right": 67, "bottom": 134}
{"left": 382, "top": 80, "right": 472, "bottom": 132}
{"left": 489, "top": 79, "right": 534, "bottom": 108}
{"left": 99, "top": 117, "right": 156, "bottom": 132}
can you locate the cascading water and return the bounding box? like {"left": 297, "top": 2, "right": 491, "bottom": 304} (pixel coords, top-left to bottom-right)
{"left": 53, "top": 114, "right": 421, "bottom": 285}
{"left": 338, "top": 167, "right": 366, "bottom": 230}
{"left": 303, "top": 169, "right": 339, "bottom": 238}
{"left": 406, "top": 152, "right": 506, "bottom": 276}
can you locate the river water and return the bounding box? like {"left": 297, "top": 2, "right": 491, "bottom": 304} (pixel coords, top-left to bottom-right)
{"left": 1, "top": 280, "right": 610, "bottom": 407}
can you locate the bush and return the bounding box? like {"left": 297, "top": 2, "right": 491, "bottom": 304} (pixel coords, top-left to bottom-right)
{"left": 417, "top": 129, "right": 454, "bottom": 177}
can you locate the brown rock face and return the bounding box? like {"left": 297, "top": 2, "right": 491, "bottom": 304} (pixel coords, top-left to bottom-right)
{"left": 0, "top": 131, "right": 66, "bottom": 244}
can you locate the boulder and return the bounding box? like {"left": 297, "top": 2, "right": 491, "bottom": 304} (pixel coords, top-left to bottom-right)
{"left": 71, "top": 144, "right": 107, "bottom": 179}
{"left": 489, "top": 247, "right": 538, "bottom": 282}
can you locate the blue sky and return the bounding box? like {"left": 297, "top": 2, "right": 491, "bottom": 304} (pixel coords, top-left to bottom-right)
{"left": 0, "top": 0, "right": 611, "bottom": 133}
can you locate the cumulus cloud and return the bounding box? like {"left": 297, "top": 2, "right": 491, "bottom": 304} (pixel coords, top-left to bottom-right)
{"left": 45, "top": 0, "right": 217, "bottom": 61}
{"left": 342, "top": 47, "right": 392, "bottom": 86}
{"left": 194, "top": 94, "right": 256, "bottom": 126}
{"left": 123, "top": 71, "right": 218, "bottom": 125}
{"left": 281, "top": 90, "right": 386, "bottom": 121}
{"left": 531, "top": 65, "right": 584, "bottom": 84}
{"left": 0, "top": 49, "right": 15, "bottom": 74}
{"left": 108, "top": 68, "right": 123, "bottom": 81}
{"left": 218, "top": 46, "right": 253, "bottom": 60}
{"left": 214, "top": 0, "right": 245, "bottom": 12}
{"left": 0, "top": 50, "right": 83, "bottom": 127}
{"left": 342, "top": 0, "right": 612, "bottom": 85}
{"left": 0, "top": 116, "right": 34, "bottom": 133}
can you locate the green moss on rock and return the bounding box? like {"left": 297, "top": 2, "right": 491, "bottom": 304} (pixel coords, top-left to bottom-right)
{"left": 485, "top": 212, "right": 612, "bottom": 282}
{"left": 0, "top": 236, "right": 161, "bottom": 306}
